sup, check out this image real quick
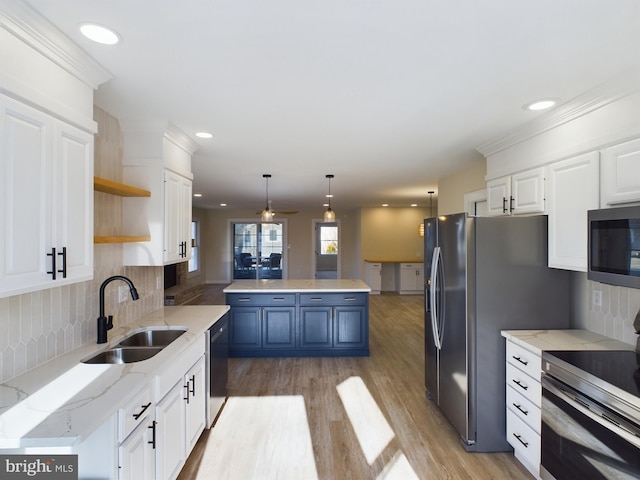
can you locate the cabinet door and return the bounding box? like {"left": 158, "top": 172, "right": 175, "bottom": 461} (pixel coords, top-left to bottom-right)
{"left": 0, "top": 95, "right": 54, "bottom": 297}
{"left": 229, "top": 307, "right": 262, "bottom": 350}
{"left": 155, "top": 382, "right": 186, "bottom": 480}
{"left": 366, "top": 263, "right": 382, "bottom": 293}
{"left": 511, "top": 167, "right": 545, "bottom": 215}
{"left": 54, "top": 121, "right": 93, "bottom": 283}
{"left": 547, "top": 152, "right": 599, "bottom": 271}
{"left": 334, "top": 306, "right": 367, "bottom": 349}
{"left": 486, "top": 176, "right": 511, "bottom": 216}
{"left": 119, "top": 420, "right": 156, "bottom": 480}
{"left": 179, "top": 176, "right": 192, "bottom": 261}
{"left": 600, "top": 137, "right": 640, "bottom": 206}
{"left": 164, "top": 170, "right": 182, "bottom": 263}
{"left": 262, "top": 307, "right": 296, "bottom": 348}
{"left": 299, "top": 307, "right": 332, "bottom": 349}
{"left": 164, "top": 170, "right": 192, "bottom": 264}
{"left": 184, "top": 356, "right": 206, "bottom": 454}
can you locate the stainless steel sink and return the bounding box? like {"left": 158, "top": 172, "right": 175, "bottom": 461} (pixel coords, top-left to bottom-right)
{"left": 117, "top": 328, "right": 187, "bottom": 347}
{"left": 83, "top": 347, "right": 163, "bottom": 364}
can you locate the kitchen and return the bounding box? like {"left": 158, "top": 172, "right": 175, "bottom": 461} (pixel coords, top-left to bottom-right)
{"left": 2, "top": 1, "right": 640, "bottom": 479}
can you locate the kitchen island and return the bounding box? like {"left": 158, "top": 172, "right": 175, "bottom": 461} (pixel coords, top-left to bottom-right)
{"left": 224, "top": 279, "right": 371, "bottom": 357}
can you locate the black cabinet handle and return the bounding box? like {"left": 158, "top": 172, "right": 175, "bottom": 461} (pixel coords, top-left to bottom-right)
{"left": 512, "top": 355, "right": 528, "bottom": 366}
{"left": 512, "top": 402, "right": 529, "bottom": 416}
{"left": 57, "top": 247, "right": 67, "bottom": 279}
{"left": 512, "top": 379, "right": 529, "bottom": 391}
{"left": 509, "top": 196, "right": 514, "bottom": 213}
{"left": 184, "top": 383, "right": 190, "bottom": 403}
{"left": 148, "top": 420, "right": 157, "bottom": 449}
{"left": 47, "top": 248, "right": 57, "bottom": 280}
{"left": 513, "top": 433, "right": 528, "bottom": 448}
{"left": 502, "top": 197, "right": 508, "bottom": 213}
{"left": 133, "top": 402, "right": 152, "bottom": 420}
{"left": 189, "top": 374, "right": 196, "bottom": 396}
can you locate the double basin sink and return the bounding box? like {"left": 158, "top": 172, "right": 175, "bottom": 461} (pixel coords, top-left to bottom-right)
{"left": 83, "top": 328, "right": 187, "bottom": 364}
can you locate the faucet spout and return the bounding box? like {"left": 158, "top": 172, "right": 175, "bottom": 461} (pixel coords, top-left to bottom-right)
{"left": 97, "top": 275, "right": 140, "bottom": 344}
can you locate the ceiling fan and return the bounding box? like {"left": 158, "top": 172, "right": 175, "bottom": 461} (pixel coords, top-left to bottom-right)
{"left": 255, "top": 200, "right": 298, "bottom": 216}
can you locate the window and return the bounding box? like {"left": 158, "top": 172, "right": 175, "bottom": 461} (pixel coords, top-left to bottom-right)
{"left": 188, "top": 220, "right": 199, "bottom": 273}
{"left": 320, "top": 225, "right": 338, "bottom": 255}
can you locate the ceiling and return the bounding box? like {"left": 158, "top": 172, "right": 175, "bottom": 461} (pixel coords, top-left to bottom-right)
{"left": 24, "top": 0, "right": 640, "bottom": 212}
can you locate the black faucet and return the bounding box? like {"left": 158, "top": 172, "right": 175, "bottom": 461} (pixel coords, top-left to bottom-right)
{"left": 97, "top": 275, "right": 140, "bottom": 344}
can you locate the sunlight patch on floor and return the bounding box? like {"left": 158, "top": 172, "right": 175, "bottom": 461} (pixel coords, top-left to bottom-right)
{"left": 336, "top": 376, "right": 395, "bottom": 465}
{"left": 376, "top": 450, "right": 420, "bottom": 480}
{"left": 194, "top": 395, "right": 318, "bottom": 480}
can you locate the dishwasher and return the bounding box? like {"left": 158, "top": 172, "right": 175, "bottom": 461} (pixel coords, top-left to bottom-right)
{"left": 206, "top": 312, "right": 229, "bottom": 427}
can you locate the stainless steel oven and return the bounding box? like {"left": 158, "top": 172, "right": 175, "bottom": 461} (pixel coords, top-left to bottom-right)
{"left": 541, "top": 350, "right": 640, "bottom": 479}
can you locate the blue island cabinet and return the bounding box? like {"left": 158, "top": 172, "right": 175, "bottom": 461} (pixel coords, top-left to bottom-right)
{"left": 227, "top": 291, "right": 369, "bottom": 357}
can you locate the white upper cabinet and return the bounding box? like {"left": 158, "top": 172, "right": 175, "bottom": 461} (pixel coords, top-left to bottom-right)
{"left": 0, "top": 94, "right": 93, "bottom": 298}
{"left": 486, "top": 167, "right": 546, "bottom": 216}
{"left": 122, "top": 123, "right": 197, "bottom": 267}
{"left": 547, "top": 152, "right": 599, "bottom": 271}
{"left": 600, "top": 137, "right": 640, "bottom": 207}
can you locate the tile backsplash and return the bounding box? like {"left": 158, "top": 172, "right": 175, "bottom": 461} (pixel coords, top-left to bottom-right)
{"left": 572, "top": 272, "right": 640, "bottom": 347}
{"left": 0, "top": 107, "right": 163, "bottom": 383}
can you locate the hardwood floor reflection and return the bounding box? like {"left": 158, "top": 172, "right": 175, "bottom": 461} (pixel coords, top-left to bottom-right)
{"left": 179, "top": 288, "right": 531, "bottom": 480}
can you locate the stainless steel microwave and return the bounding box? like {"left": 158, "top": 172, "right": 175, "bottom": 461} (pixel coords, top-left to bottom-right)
{"left": 588, "top": 205, "right": 640, "bottom": 289}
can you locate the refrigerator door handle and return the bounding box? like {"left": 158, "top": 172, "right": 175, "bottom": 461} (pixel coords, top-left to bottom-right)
{"left": 430, "top": 246, "right": 443, "bottom": 349}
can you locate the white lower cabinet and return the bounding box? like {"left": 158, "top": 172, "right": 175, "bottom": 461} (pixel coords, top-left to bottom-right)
{"left": 118, "top": 387, "right": 155, "bottom": 480}
{"left": 156, "top": 355, "right": 207, "bottom": 480}
{"left": 119, "top": 420, "right": 156, "bottom": 480}
{"left": 396, "top": 263, "right": 424, "bottom": 294}
{"left": 505, "top": 340, "right": 542, "bottom": 480}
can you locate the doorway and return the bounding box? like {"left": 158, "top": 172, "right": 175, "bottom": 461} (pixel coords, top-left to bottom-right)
{"left": 232, "top": 222, "right": 284, "bottom": 280}
{"left": 314, "top": 221, "right": 339, "bottom": 279}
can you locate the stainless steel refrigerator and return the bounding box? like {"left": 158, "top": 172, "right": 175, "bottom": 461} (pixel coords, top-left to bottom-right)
{"left": 424, "top": 213, "right": 570, "bottom": 452}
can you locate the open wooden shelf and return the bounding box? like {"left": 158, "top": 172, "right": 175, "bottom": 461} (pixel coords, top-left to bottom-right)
{"left": 94, "top": 235, "right": 151, "bottom": 244}
{"left": 94, "top": 176, "right": 151, "bottom": 197}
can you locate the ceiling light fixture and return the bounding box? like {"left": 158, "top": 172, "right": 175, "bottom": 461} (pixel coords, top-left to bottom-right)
{"left": 324, "top": 174, "right": 336, "bottom": 222}
{"left": 195, "top": 132, "right": 214, "bottom": 139}
{"left": 79, "top": 23, "right": 120, "bottom": 45}
{"left": 261, "top": 174, "right": 274, "bottom": 223}
{"left": 193, "top": 193, "right": 202, "bottom": 197}
{"left": 523, "top": 98, "right": 559, "bottom": 111}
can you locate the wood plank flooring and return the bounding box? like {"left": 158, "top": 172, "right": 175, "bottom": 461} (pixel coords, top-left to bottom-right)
{"left": 179, "top": 287, "right": 531, "bottom": 480}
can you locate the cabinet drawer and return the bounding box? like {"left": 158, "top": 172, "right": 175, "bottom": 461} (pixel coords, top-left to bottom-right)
{"left": 118, "top": 386, "right": 153, "bottom": 442}
{"left": 507, "top": 384, "right": 541, "bottom": 433}
{"left": 506, "top": 341, "right": 541, "bottom": 381}
{"left": 506, "top": 363, "right": 541, "bottom": 406}
{"left": 506, "top": 409, "right": 540, "bottom": 478}
{"left": 399, "top": 263, "right": 422, "bottom": 269}
{"left": 227, "top": 293, "right": 296, "bottom": 306}
{"left": 300, "top": 293, "right": 367, "bottom": 306}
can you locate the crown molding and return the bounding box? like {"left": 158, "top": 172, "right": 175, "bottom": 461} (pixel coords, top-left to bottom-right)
{"left": 165, "top": 122, "right": 199, "bottom": 155}
{"left": 476, "top": 69, "right": 640, "bottom": 158}
{"left": 0, "top": 0, "right": 112, "bottom": 88}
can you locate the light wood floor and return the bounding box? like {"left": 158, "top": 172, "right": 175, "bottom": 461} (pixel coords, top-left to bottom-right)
{"left": 179, "top": 287, "right": 531, "bottom": 480}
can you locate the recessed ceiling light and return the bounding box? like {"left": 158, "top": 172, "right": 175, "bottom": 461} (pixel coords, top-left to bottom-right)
{"left": 195, "top": 132, "right": 214, "bottom": 139}
{"left": 382, "top": 204, "right": 389, "bottom": 207}
{"left": 411, "top": 204, "right": 418, "bottom": 207}
{"left": 193, "top": 193, "right": 202, "bottom": 197}
{"left": 220, "top": 203, "right": 227, "bottom": 207}
{"left": 79, "top": 23, "right": 120, "bottom": 45}
{"left": 523, "top": 98, "right": 559, "bottom": 111}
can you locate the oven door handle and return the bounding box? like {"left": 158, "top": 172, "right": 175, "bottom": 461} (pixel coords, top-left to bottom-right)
{"left": 542, "top": 374, "right": 640, "bottom": 450}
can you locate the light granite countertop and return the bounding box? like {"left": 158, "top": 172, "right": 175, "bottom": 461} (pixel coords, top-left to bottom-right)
{"left": 223, "top": 279, "right": 371, "bottom": 293}
{"left": 0, "top": 305, "right": 229, "bottom": 449}
{"left": 501, "top": 329, "right": 635, "bottom": 355}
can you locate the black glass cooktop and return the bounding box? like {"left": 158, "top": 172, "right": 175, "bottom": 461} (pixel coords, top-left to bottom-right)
{"left": 545, "top": 349, "right": 640, "bottom": 399}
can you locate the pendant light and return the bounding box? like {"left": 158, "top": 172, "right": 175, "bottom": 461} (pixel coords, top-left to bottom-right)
{"left": 323, "top": 174, "right": 336, "bottom": 222}
{"left": 260, "top": 174, "right": 274, "bottom": 222}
